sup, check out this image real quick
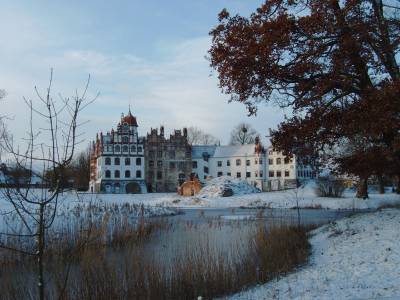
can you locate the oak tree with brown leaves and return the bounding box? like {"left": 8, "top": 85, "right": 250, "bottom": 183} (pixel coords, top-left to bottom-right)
{"left": 209, "top": 0, "right": 400, "bottom": 198}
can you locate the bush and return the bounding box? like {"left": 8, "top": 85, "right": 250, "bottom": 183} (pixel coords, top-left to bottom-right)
{"left": 315, "top": 177, "right": 346, "bottom": 197}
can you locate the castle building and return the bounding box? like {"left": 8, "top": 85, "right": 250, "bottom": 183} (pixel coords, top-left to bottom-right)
{"left": 144, "top": 126, "right": 192, "bottom": 192}
{"left": 266, "top": 146, "right": 315, "bottom": 190}
{"left": 192, "top": 137, "right": 267, "bottom": 190}
{"left": 192, "top": 138, "right": 315, "bottom": 191}
{"left": 89, "top": 110, "right": 146, "bottom": 193}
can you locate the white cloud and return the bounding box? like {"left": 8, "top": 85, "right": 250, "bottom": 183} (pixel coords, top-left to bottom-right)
{"left": 1, "top": 35, "right": 284, "bottom": 151}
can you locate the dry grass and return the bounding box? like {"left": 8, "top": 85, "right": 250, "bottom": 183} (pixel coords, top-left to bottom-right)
{"left": 0, "top": 215, "right": 311, "bottom": 300}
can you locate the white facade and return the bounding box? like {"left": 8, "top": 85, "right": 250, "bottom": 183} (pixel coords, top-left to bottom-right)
{"left": 192, "top": 143, "right": 268, "bottom": 191}
{"left": 89, "top": 111, "right": 147, "bottom": 194}
{"left": 192, "top": 143, "right": 315, "bottom": 191}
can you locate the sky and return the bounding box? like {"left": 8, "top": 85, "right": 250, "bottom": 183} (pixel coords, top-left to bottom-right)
{"left": 0, "top": 0, "right": 287, "bottom": 152}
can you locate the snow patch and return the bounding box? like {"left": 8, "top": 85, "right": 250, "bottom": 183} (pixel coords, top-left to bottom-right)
{"left": 198, "top": 176, "right": 260, "bottom": 198}
{"left": 229, "top": 209, "right": 400, "bottom": 299}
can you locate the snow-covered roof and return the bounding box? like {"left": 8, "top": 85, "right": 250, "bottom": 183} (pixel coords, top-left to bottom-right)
{"left": 213, "top": 144, "right": 256, "bottom": 158}
{"left": 192, "top": 145, "right": 217, "bottom": 159}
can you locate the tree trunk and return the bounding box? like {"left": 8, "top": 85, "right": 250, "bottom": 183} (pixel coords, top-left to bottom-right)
{"left": 356, "top": 177, "right": 369, "bottom": 199}
{"left": 396, "top": 175, "right": 400, "bottom": 194}
{"left": 377, "top": 174, "right": 385, "bottom": 194}
{"left": 37, "top": 203, "right": 45, "bottom": 300}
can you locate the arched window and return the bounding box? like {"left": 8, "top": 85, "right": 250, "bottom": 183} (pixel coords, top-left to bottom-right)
{"left": 114, "top": 157, "right": 120, "bottom": 165}
{"left": 125, "top": 170, "right": 130, "bottom": 178}
{"left": 115, "top": 145, "right": 120, "bottom": 152}
{"left": 122, "top": 136, "right": 129, "bottom": 143}
{"left": 105, "top": 170, "right": 111, "bottom": 178}
{"left": 123, "top": 145, "right": 128, "bottom": 152}
{"left": 131, "top": 145, "right": 136, "bottom": 152}
{"left": 105, "top": 157, "right": 111, "bottom": 165}
{"left": 114, "top": 170, "right": 120, "bottom": 178}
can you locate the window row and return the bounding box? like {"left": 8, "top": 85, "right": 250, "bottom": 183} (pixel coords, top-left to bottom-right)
{"left": 104, "top": 145, "right": 142, "bottom": 153}
{"left": 193, "top": 158, "right": 263, "bottom": 169}
{"left": 105, "top": 170, "right": 142, "bottom": 179}
{"left": 215, "top": 171, "right": 263, "bottom": 178}
{"left": 297, "top": 169, "right": 313, "bottom": 178}
{"left": 148, "top": 150, "right": 191, "bottom": 159}
{"left": 268, "top": 157, "right": 291, "bottom": 165}
{"left": 268, "top": 170, "right": 290, "bottom": 178}
{"left": 105, "top": 157, "right": 142, "bottom": 166}
{"left": 148, "top": 161, "right": 187, "bottom": 170}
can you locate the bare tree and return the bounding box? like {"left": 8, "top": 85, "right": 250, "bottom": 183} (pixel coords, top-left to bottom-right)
{"left": 187, "top": 126, "right": 220, "bottom": 145}
{"left": 0, "top": 70, "right": 96, "bottom": 300}
{"left": 229, "top": 123, "right": 259, "bottom": 145}
{"left": 0, "top": 89, "right": 8, "bottom": 161}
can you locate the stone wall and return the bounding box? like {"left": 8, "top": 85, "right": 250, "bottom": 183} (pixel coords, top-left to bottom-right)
{"left": 145, "top": 127, "right": 192, "bottom": 192}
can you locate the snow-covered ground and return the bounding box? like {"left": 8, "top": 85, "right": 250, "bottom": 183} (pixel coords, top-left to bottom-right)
{"left": 228, "top": 208, "right": 400, "bottom": 300}
{"left": 1, "top": 182, "right": 399, "bottom": 212}
{"left": 197, "top": 176, "right": 260, "bottom": 198}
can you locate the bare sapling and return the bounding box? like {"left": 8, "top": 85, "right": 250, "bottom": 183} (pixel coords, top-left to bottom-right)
{"left": 0, "top": 69, "right": 96, "bottom": 300}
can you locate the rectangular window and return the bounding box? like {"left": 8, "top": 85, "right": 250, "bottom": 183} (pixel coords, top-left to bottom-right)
{"left": 226, "top": 160, "right": 230, "bottom": 166}
{"left": 259, "top": 159, "right": 263, "bottom": 164}
{"left": 227, "top": 172, "right": 231, "bottom": 176}
{"left": 246, "top": 160, "right": 250, "bottom": 166}
{"left": 204, "top": 166, "right": 209, "bottom": 174}
{"left": 285, "top": 170, "right": 290, "bottom": 177}
{"left": 217, "top": 171, "right": 223, "bottom": 177}
{"left": 178, "top": 162, "right": 185, "bottom": 170}
{"left": 148, "top": 171, "right": 154, "bottom": 180}
{"left": 136, "top": 158, "right": 142, "bottom": 166}
{"left": 125, "top": 158, "right": 130, "bottom": 165}
{"left": 255, "top": 171, "right": 258, "bottom": 177}
{"left": 157, "top": 171, "right": 162, "bottom": 180}
{"left": 169, "top": 151, "right": 175, "bottom": 159}
{"left": 277, "top": 171, "right": 282, "bottom": 177}
{"left": 269, "top": 171, "right": 274, "bottom": 177}
{"left": 276, "top": 158, "right": 282, "bottom": 165}
{"left": 284, "top": 157, "right": 290, "bottom": 164}
{"left": 149, "top": 150, "right": 155, "bottom": 158}
{"left": 192, "top": 161, "right": 198, "bottom": 168}
{"left": 157, "top": 160, "right": 163, "bottom": 167}
{"left": 255, "top": 158, "right": 258, "bottom": 165}
{"left": 217, "top": 161, "right": 222, "bottom": 167}
{"left": 237, "top": 172, "right": 241, "bottom": 178}
{"left": 260, "top": 171, "right": 263, "bottom": 178}
{"left": 149, "top": 160, "right": 154, "bottom": 167}
{"left": 246, "top": 172, "right": 251, "bottom": 178}
{"left": 236, "top": 159, "right": 241, "bottom": 166}
{"left": 157, "top": 151, "right": 162, "bottom": 158}
{"left": 114, "top": 157, "right": 120, "bottom": 165}
{"left": 136, "top": 170, "right": 142, "bottom": 178}
{"left": 268, "top": 159, "right": 273, "bottom": 165}
{"left": 169, "top": 162, "right": 176, "bottom": 170}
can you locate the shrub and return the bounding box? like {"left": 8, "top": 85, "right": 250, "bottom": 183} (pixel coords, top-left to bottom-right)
{"left": 315, "top": 177, "right": 346, "bottom": 197}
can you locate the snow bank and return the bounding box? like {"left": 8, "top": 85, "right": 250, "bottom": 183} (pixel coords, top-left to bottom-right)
{"left": 197, "top": 176, "right": 260, "bottom": 198}
{"left": 229, "top": 209, "right": 400, "bottom": 299}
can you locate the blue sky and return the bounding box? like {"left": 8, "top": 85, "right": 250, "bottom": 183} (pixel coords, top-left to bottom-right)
{"left": 0, "top": 0, "right": 287, "bottom": 150}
